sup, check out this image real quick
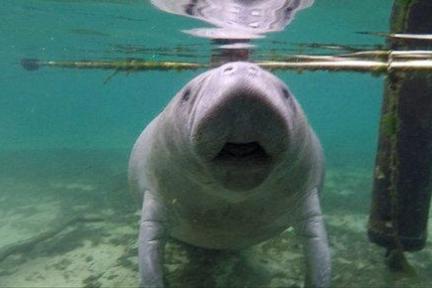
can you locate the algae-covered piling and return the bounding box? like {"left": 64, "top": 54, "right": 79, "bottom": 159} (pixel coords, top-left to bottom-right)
{"left": 368, "top": 0, "right": 432, "bottom": 269}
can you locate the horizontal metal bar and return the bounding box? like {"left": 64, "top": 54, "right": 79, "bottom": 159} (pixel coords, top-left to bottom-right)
{"left": 21, "top": 51, "right": 432, "bottom": 74}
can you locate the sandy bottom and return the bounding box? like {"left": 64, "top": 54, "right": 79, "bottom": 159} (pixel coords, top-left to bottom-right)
{"left": 0, "top": 150, "right": 431, "bottom": 288}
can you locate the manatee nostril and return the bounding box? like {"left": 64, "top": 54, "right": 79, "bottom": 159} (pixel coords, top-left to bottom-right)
{"left": 223, "top": 65, "right": 235, "bottom": 74}
{"left": 248, "top": 66, "right": 258, "bottom": 75}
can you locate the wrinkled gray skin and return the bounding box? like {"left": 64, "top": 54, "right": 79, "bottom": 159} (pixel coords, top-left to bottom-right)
{"left": 129, "top": 62, "right": 331, "bottom": 288}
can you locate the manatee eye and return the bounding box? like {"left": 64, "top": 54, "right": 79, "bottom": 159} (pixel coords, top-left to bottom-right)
{"left": 282, "top": 87, "right": 291, "bottom": 99}
{"left": 182, "top": 88, "right": 191, "bottom": 101}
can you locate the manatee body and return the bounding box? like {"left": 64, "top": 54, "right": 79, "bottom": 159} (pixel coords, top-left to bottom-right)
{"left": 129, "top": 62, "right": 330, "bottom": 287}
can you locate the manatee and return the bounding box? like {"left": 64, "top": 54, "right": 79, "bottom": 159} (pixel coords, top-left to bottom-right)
{"left": 151, "top": 0, "right": 315, "bottom": 35}
{"left": 128, "top": 61, "right": 331, "bottom": 288}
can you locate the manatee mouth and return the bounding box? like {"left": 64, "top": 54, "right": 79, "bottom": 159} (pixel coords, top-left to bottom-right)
{"left": 214, "top": 142, "right": 269, "bottom": 163}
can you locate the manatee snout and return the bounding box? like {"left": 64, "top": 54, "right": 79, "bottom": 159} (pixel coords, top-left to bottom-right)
{"left": 190, "top": 62, "right": 291, "bottom": 191}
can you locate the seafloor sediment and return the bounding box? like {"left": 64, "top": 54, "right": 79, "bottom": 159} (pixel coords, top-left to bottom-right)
{"left": 0, "top": 150, "right": 431, "bottom": 288}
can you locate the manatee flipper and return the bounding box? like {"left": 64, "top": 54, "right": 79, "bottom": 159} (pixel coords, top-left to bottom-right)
{"left": 295, "top": 188, "right": 331, "bottom": 288}
{"left": 139, "top": 191, "right": 169, "bottom": 288}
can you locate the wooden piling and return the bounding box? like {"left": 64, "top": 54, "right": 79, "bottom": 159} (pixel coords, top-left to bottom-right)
{"left": 368, "top": 0, "right": 432, "bottom": 257}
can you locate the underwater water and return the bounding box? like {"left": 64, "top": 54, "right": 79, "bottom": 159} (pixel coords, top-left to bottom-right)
{"left": 1, "top": 0, "right": 431, "bottom": 287}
